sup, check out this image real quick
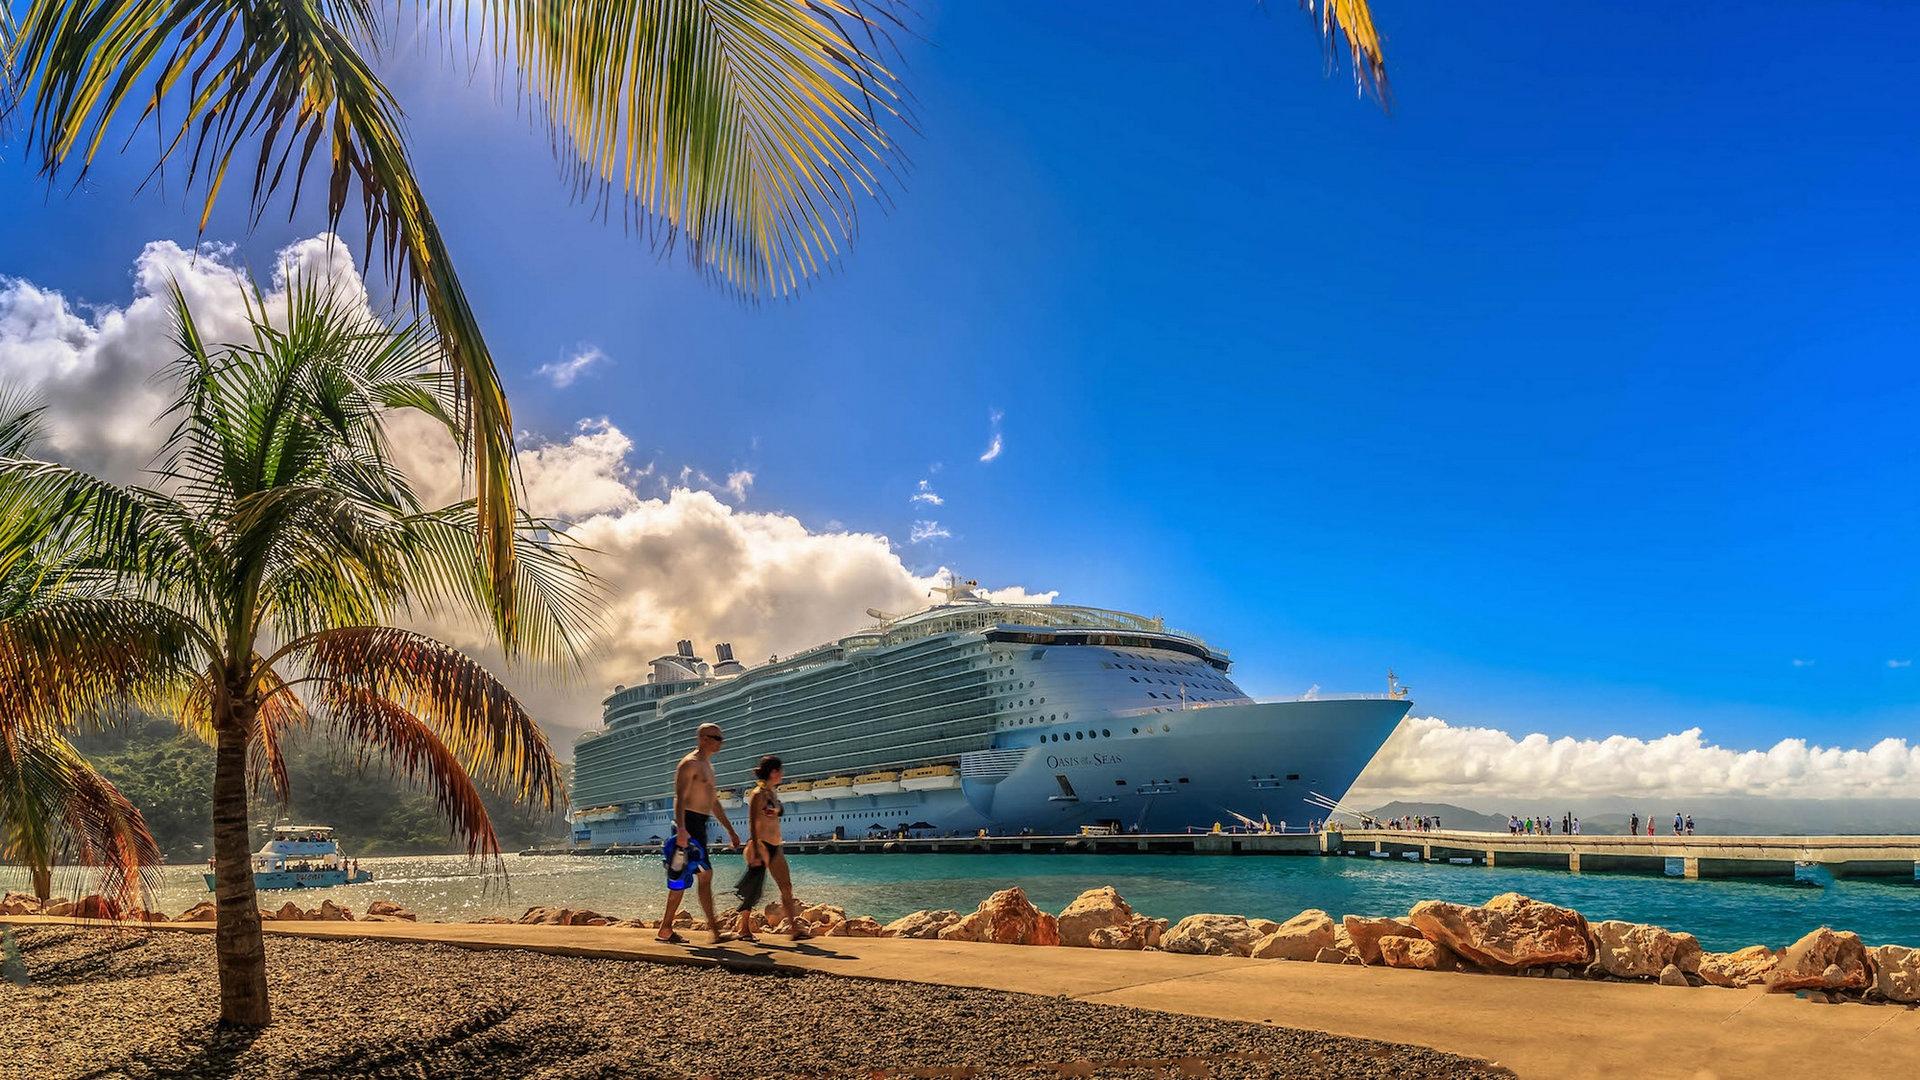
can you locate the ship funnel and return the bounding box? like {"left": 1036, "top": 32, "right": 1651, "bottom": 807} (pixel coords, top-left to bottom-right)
{"left": 676, "top": 639, "right": 695, "bottom": 658}
{"left": 712, "top": 641, "right": 746, "bottom": 677}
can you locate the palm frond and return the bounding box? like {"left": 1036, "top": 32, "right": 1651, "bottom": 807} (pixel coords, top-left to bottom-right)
{"left": 1304, "top": 0, "right": 1389, "bottom": 103}
{"left": 13, "top": 0, "right": 519, "bottom": 635}
{"left": 0, "top": 724, "right": 161, "bottom": 908}
{"left": 318, "top": 684, "right": 501, "bottom": 856}
{"left": 462, "top": 0, "right": 910, "bottom": 297}
{"left": 279, "top": 626, "right": 562, "bottom": 811}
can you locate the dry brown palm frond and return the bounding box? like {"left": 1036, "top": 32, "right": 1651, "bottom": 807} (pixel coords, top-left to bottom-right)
{"left": 277, "top": 625, "right": 560, "bottom": 812}
{"left": 0, "top": 725, "right": 161, "bottom": 908}
{"left": 318, "top": 684, "right": 501, "bottom": 857}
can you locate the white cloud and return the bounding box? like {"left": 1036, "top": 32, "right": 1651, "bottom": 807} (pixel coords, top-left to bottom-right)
{"left": 5, "top": 237, "right": 1062, "bottom": 746}
{"left": 979, "top": 408, "right": 1004, "bottom": 462}
{"left": 1889, "top": 659, "right": 1911, "bottom": 669}
{"left": 910, "top": 479, "right": 943, "bottom": 506}
{"left": 1791, "top": 658, "right": 1816, "bottom": 668}
{"left": 0, "top": 235, "right": 365, "bottom": 485}
{"left": 910, "top": 520, "right": 951, "bottom": 544}
{"left": 723, "top": 470, "right": 754, "bottom": 503}
{"left": 536, "top": 346, "right": 608, "bottom": 388}
{"left": 1350, "top": 716, "right": 1920, "bottom": 801}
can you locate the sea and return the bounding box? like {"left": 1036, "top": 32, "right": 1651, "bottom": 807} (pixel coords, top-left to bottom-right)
{"left": 11, "top": 851, "right": 1917, "bottom": 953}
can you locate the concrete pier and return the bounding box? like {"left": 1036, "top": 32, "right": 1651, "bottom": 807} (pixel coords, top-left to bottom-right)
{"left": 1337, "top": 829, "right": 1920, "bottom": 882}
{"left": 528, "top": 829, "right": 1920, "bottom": 883}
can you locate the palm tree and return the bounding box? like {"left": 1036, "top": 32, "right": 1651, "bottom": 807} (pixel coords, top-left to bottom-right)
{"left": 0, "top": 401, "right": 163, "bottom": 905}
{"left": 0, "top": 2, "right": 1389, "bottom": 623}
{"left": 0, "top": 279, "right": 593, "bottom": 1026}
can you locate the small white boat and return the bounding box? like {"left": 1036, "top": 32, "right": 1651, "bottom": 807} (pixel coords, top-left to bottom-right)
{"left": 850, "top": 770, "right": 904, "bottom": 796}
{"left": 777, "top": 780, "right": 819, "bottom": 803}
{"left": 205, "top": 825, "right": 372, "bottom": 892}
{"left": 900, "top": 764, "right": 960, "bottom": 791}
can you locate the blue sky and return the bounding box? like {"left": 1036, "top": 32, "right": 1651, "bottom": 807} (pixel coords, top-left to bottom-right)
{"left": 3, "top": 1, "right": 1918, "bottom": 754}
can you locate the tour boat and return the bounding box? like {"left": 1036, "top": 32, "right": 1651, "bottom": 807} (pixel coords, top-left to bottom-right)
{"left": 204, "top": 825, "right": 373, "bottom": 892}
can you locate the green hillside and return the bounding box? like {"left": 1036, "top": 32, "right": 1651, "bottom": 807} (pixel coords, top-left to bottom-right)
{"left": 73, "top": 717, "right": 571, "bottom": 861}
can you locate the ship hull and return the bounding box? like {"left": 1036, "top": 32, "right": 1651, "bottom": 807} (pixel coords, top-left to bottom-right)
{"left": 576, "top": 697, "right": 1407, "bottom": 845}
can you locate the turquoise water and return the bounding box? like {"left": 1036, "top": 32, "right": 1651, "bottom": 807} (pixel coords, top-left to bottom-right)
{"left": 10, "top": 852, "right": 1916, "bottom": 951}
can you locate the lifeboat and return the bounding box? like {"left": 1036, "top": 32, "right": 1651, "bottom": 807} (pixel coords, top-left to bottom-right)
{"left": 810, "top": 775, "right": 855, "bottom": 800}
{"left": 777, "top": 780, "right": 818, "bottom": 803}
{"left": 900, "top": 764, "right": 960, "bottom": 791}
{"left": 574, "top": 805, "right": 625, "bottom": 823}
{"left": 717, "top": 789, "right": 743, "bottom": 808}
{"left": 851, "top": 770, "right": 904, "bottom": 795}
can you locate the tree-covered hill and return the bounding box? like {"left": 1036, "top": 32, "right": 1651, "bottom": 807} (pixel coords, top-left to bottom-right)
{"left": 73, "top": 717, "right": 571, "bottom": 861}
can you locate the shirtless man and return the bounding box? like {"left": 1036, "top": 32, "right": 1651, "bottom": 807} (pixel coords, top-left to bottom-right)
{"left": 658, "top": 722, "right": 741, "bottom": 944}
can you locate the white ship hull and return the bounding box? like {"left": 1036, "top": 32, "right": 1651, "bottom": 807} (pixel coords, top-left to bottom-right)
{"left": 578, "top": 697, "right": 1407, "bottom": 844}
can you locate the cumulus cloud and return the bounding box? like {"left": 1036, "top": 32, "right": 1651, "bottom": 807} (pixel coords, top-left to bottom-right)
{"left": 910, "top": 479, "right": 943, "bottom": 506}
{"left": 979, "top": 408, "right": 1003, "bottom": 462}
{"left": 0, "top": 235, "right": 365, "bottom": 484}
{"left": 1350, "top": 716, "right": 1920, "bottom": 802}
{"left": 1889, "top": 659, "right": 1911, "bottom": 669}
{"left": 910, "top": 520, "right": 951, "bottom": 544}
{"left": 535, "top": 345, "right": 608, "bottom": 388}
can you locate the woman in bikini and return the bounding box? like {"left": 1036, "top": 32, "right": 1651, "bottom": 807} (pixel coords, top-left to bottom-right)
{"left": 732, "top": 755, "right": 810, "bottom": 941}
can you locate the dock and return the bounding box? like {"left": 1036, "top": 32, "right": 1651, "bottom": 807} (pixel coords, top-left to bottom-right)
{"left": 1332, "top": 828, "right": 1920, "bottom": 879}
{"left": 530, "top": 828, "right": 1920, "bottom": 880}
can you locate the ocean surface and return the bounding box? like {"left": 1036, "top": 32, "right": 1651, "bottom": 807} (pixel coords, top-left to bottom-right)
{"left": 10, "top": 852, "right": 1918, "bottom": 952}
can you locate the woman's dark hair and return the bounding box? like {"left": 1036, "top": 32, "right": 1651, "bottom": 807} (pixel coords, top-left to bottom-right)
{"left": 754, "top": 755, "right": 783, "bottom": 781}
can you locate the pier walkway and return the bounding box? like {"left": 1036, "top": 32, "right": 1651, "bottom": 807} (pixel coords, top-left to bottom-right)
{"left": 532, "top": 829, "right": 1920, "bottom": 881}
{"left": 6, "top": 914, "right": 1917, "bottom": 1078}
{"left": 1334, "top": 828, "right": 1920, "bottom": 879}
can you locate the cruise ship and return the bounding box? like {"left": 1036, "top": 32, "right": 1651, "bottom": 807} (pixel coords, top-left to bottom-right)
{"left": 569, "top": 579, "right": 1411, "bottom": 844}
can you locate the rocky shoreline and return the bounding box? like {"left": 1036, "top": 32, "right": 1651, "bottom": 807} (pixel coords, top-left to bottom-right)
{"left": 7, "top": 885, "right": 1916, "bottom": 1005}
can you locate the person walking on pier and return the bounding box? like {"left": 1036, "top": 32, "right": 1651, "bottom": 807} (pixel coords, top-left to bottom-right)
{"left": 1685, "top": 814, "right": 1695, "bottom": 836}
{"left": 658, "top": 722, "right": 742, "bottom": 946}
{"left": 1629, "top": 812, "right": 1639, "bottom": 836}
{"left": 1673, "top": 812, "right": 1684, "bottom": 836}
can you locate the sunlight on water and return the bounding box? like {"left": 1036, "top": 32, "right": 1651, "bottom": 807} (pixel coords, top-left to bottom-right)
{"left": 7, "top": 852, "right": 1916, "bottom": 952}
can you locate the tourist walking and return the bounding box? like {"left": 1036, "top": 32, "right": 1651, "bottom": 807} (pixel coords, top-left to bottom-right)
{"left": 1673, "top": 812, "right": 1683, "bottom": 836}
{"left": 1685, "top": 814, "right": 1695, "bottom": 836}
{"left": 731, "top": 755, "right": 809, "bottom": 942}
{"left": 658, "top": 722, "right": 742, "bottom": 945}
{"left": 1629, "top": 812, "right": 1638, "bottom": 836}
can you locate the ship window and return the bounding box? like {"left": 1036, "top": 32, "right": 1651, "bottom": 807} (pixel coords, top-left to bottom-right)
{"left": 1287, "top": 773, "right": 1301, "bottom": 781}
{"left": 1178, "top": 777, "right": 1190, "bottom": 784}
{"left": 1102, "top": 729, "right": 1111, "bottom": 738}
{"left": 1074, "top": 731, "right": 1083, "bottom": 740}
{"left": 1129, "top": 677, "right": 1138, "bottom": 682}
{"left": 1131, "top": 727, "right": 1138, "bottom": 735}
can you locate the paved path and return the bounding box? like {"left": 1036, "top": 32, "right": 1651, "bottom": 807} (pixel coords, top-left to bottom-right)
{"left": 7, "top": 915, "right": 1917, "bottom": 1078}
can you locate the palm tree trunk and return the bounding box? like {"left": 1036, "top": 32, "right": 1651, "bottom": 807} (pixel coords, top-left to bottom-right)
{"left": 211, "top": 710, "right": 270, "bottom": 1026}
{"left": 29, "top": 864, "right": 51, "bottom": 902}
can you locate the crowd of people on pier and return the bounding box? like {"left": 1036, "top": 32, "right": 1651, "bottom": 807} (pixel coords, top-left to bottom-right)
{"left": 1507, "top": 814, "right": 1581, "bottom": 835}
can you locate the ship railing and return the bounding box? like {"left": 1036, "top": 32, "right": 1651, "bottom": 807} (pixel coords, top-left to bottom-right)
{"left": 1108, "top": 692, "right": 1398, "bottom": 718}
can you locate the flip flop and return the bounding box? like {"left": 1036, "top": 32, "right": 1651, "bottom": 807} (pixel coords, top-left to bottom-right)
{"left": 655, "top": 932, "right": 689, "bottom": 944}
{"left": 710, "top": 931, "right": 738, "bottom": 945}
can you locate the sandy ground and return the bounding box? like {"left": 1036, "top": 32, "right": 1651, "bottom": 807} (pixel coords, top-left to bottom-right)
{"left": 0, "top": 926, "right": 1504, "bottom": 1079}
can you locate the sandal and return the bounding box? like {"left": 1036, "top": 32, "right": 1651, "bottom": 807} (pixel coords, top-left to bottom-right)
{"left": 655, "top": 931, "right": 688, "bottom": 944}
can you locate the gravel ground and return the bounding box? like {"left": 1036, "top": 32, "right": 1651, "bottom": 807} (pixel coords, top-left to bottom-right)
{"left": 0, "top": 927, "right": 1506, "bottom": 1079}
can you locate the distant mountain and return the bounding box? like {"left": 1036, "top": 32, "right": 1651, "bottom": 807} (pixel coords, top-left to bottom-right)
{"left": 1363, "top": 802, "right": 1509, "bottom": 832}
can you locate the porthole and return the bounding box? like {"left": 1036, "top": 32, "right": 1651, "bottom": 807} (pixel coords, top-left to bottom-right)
{"left": 1075, "top": 731, "right": 1084, "bottom": 740}
{"left": 1102, "top": 729, "right": 1111, "bottom": 738}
